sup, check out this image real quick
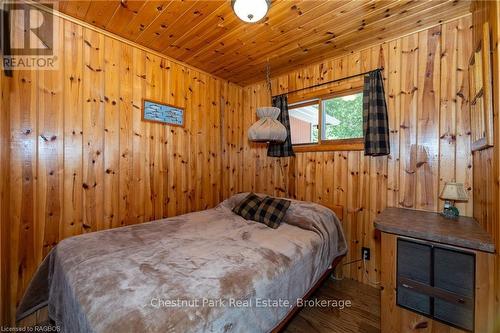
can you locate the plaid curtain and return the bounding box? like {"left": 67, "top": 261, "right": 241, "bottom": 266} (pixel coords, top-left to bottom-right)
{"left": 268, "top": 94, "right": 295, "bottom": 157}
{"left": 363, "top": 69, "right": 390, "bottom": 156}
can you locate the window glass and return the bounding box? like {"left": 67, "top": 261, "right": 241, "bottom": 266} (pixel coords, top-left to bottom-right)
{"left": 289, "top": 103, "right": 319, "bottom": 145}
{"left": 322, "top": 92, "right": 363, "bottom": 140}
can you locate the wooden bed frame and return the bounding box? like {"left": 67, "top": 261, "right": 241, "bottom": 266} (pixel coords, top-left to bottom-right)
{"left": 271, "top": 203, "right": 345, "bottom": 332}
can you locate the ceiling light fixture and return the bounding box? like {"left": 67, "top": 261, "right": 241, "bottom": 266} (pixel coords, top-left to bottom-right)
{"left": 231, "top": 0, "right": 271, "bottom": 23}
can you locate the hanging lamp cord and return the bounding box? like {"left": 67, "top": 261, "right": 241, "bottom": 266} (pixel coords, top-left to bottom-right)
{"left": 265, "top": 61, "right": 272, "bottom": 96}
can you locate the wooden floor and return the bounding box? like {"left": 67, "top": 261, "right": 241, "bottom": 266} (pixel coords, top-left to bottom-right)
{"left": 283, "top": 278, "right": 381, "bottom": 333}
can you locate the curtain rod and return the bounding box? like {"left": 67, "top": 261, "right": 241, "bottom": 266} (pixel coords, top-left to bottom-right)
{"left": 272, "top": 67, "right": 383, "bottom": 98}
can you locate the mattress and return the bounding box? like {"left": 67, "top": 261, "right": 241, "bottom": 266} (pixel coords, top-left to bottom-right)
{"left": 17, "top": 193, "right": 347, "bottom": 333}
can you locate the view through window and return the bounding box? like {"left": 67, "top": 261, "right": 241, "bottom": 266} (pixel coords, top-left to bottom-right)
{"left": 289, "top": 91, "right": 363, "bottom": 146}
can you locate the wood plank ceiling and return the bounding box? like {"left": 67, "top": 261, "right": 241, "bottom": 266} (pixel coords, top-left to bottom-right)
{"left": 53, "top": 0, "right": 471, "bottom": 85}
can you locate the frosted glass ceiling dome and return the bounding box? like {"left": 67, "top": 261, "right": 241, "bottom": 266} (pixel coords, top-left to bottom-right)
{"left": 231, "top": 0, "right": 271, "bottom": 23}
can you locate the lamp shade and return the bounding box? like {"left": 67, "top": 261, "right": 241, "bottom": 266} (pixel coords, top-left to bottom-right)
{"left": 440, "top": 182, "right": 468, "bottom": 201}
{"left": 231, "top": 0, "right": 270, "bottom": 23}
{"left": 248, "top": 107, "right": 287, "bottom": 142}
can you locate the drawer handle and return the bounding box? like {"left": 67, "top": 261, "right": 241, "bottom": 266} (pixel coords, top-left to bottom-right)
{"left": 411, "top": 320, "right": 428, "bottom": 329}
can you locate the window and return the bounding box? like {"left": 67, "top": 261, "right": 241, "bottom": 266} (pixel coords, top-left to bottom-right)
{"left": 289, "top": 90, "right": 364, "bottom": 151}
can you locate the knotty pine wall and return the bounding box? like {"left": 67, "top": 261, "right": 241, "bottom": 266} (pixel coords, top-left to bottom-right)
{"left": 0, "top": 11, "right": 243, "bottom": 324}
{"left": 224, "top": 16, "right": 474, "bottom": 286}
{"left": 1, "top": 57, "right": 10, "bottom": 325}
{"left": 471, "top": 1, "right": 500, "bottom": 328}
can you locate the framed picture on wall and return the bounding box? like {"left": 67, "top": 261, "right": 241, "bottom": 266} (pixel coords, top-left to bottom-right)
{"left": 142, "top": 99, "right": 185, "bottom": 127}
{"left": 469, "top": 22, "right": 493, "bottom": 151}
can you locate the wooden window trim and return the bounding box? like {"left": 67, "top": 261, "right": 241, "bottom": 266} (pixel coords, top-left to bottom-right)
{"left": 293, "top": 138, "right": 364, "bottom": 152}
{"left": 290, "top": 87, "right": 364, "bottom": 152}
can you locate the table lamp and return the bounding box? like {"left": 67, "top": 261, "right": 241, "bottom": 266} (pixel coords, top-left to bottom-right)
{"left": 439, "top": 182, "right": 468, "bottom": 219}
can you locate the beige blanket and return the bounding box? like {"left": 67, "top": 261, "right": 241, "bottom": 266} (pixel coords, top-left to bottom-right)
{"left": 17, "top": 193, "right": 347, "bottom": 333}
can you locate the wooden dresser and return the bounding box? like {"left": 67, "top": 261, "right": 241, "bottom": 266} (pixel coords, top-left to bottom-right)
{"left": 374, "top": 208, "right": 496, "bottom": 333}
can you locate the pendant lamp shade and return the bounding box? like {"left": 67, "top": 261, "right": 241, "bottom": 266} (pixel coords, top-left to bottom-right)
{"left": 248, "top": 107, "right": 287, "bottom": 143}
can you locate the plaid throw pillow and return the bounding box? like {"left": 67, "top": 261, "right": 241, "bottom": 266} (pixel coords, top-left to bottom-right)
{"left": 254, "top": 197, "right": 291, "bottom": 229}
{"left": 232, "top": 193, "right": 264, "bottom": 220}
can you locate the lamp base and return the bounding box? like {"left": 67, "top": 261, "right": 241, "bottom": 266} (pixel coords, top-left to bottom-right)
{"left": 441, "top": 201, "right": 459, "bottom": 220}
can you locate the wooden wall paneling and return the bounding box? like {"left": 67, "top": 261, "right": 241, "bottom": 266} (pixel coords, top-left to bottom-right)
{"left": 118, "top": 39, "right": 133, "bottom": 226}
{"left": 241, "top": 87, "right": 250, "bottom": 193}
{"left": 333, "top": 152, "right": 348, "bottom": 231}
{"left": 177, "top": 67, "right": 190, "bottom": 215}
{"left": 192, "top": 71, "right": 203, "bottom": 212}
{"left": 211, "top": 76, "right": 222, "bottom": 207}
{"left": 439, "top": 20, "right": 459, "bottom": 214}
{"left": 294, "top": 154, "right": 303, "bottom": 201}
{"left": 8, "top": 60, "right": 38, "bottom": 324}
{"left": 386, "top": 39, "right": 401, "bottom": 209}
{"left": 151, "top": 54, "right": 165, "bottom": 220}
{"left": 3, "top": 8, "right": 235, "bottom": 325}
{"left": 477, "top": 148, "right": 494, "bottom": 236}
{"left": 160, "top": 58, "right": 172, "bottom": 217}
{"left": 142, "top": 53, "right": 153, "bottom": 221}
{"left": 399, "top": 34, "right": 419, "bottom": 209}
{"left": 236, "top": 85, "right": 245, "bottom": 195}
{"left": 0, "top": 53, "right": 11, "bottom": 325}
{"left": 455, "top": 17, "right": 474, "bottom": 217}
{"left": 37, "top": 16, "right": 64, "bottom": 259}
{"left": 209, "top": 75, "right": 220, "bottom": 209}
{"left": 359, "top": 152, "right": 371, "bottom": 284}
{"left": 103, "top": 36, "right": 120, "bottom": 229}
{"left": 304, "top": 152, "right": 315, "bottom": 202}
{"left": 221, "top": 82, "right": 244, "bottom": 199}
{"left": 131, "top": 47, "right": 146, "bottom": 223}
{"left": 172, "top": 65, "right": 185, "bottom": 214}
{"left": 345, "top": 151, "right": 360, "bottom": 280}
{"left": 416, "top": 26, "right": 441, "bottom": 212}
{"left": 314, "top": 152, "right": 324, "bottom": 203}
{"left": 165, "top": 63, "right": 178, "bottom": 216}
{"left": 220, "top": 82, "right": 229, "bottom": 199}
{"left": 380, "top": 233, "right": 399, "bottom": 332}
{"left": 62, "top": 21, "right": 83, "bottom": 237}
{"left": 82, "top": 28, "right": 105, "bottom": 232}
{"left": 322, "top": 152, "right": 334, "bottom": 210}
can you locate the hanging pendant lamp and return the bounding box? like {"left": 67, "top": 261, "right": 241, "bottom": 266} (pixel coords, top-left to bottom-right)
{"left": 247, "top": 62, "right": 287, "bottom": 143}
